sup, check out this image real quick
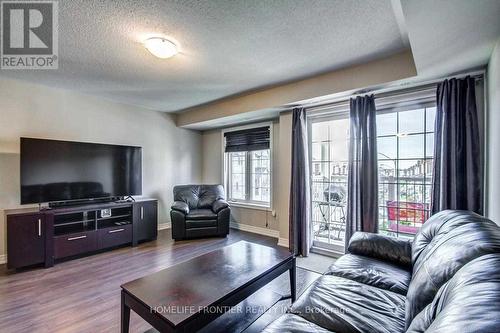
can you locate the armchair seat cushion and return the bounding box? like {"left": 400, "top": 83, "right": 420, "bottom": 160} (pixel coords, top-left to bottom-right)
{"left": 186, "top": 219, "right": 217, "bottom": 229}
{"left": 186, "top": 209, "right": 217, "bottom": 220}
{"left": 325, "top": 254, "right": 411, "bottom": 295}
{"left": 290, "top": 275, "right": 406, "bottom": 333}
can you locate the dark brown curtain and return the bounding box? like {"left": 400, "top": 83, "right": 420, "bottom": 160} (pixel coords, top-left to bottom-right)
{"left": 346, "top": 95, "right": 378, "bottom": 250}
{"left": 289, "top": 107, "right": 311, "bottom": 256}
{"left": 431, "top": 76, "right": 483, "bottom": 214}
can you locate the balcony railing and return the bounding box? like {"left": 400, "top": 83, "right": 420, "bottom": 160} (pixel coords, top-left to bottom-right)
{"left": 311, "top": 174, "right": 429, "bottom": 245}
{"left": 311, "top": 178, "right": 346, "bottom": 245}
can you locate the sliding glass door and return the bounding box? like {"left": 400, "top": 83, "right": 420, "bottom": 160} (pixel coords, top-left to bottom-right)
{"left": 308, "top": 101, "right": 436, "bottom": 255}
{"left": 309, "top": 115, "right": 349, "bottom": 253}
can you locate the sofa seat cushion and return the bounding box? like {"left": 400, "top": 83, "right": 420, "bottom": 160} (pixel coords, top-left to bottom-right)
{"left": 262, "top": 314, "right": 333, "bottom": 333}
{"left": 325, "top": 254, "right": 411, "bottom": 295}
{"left": 185, "top": 209, "right": 217, "bottom": 220}
{"left": 290, "top": 275, "right": 406, "bottom": 333}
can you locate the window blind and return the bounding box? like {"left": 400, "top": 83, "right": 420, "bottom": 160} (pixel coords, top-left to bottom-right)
{"left": 224, "top": 126, "right": 270, "bottom": 152}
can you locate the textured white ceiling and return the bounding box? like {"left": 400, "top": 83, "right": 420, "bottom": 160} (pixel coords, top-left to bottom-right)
{"left": 400, "top": 0, "right": 500, "bottom": 78}
{"left": 0, "top": 0, "right": 407, "bottom": 112}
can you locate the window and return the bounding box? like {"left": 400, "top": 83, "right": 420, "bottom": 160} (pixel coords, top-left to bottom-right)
{"left": 310, "top": 116, "right": 349, "bottom": 251}
{"left": 377, "top": 105, "right": 436, "bottom": 238}
{"left": 224, "top": 125, "right": 271, "bottom": 207}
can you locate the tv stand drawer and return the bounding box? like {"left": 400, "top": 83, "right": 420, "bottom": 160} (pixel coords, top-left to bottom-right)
{"left": 54, "top": 231, "right": 97, "bottom": 259}
{"left": 98, "top": 224, "right": 132, "bottom": 249}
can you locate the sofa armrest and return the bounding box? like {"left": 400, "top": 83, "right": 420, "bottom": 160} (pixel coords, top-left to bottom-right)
{"left": 212, "top": 199, "right": 229, "bottom": 213}
{"left": 347, "top": 231, "right": 412, "bottom": 268}
{"left": 171, "top": 201, "right": 189, "bottom": 215}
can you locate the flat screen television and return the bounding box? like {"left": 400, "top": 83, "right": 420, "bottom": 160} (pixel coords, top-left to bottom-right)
{"left": 20, "top": 137, "right": 142, "bottom": 204}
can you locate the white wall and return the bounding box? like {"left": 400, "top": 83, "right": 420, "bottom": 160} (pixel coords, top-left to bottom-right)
{"left": 201, "top": 130, "right": 223, "bottom": 184}
{"left": 487, "top": 40, "right": 500, "bottom": 224}
{"left": 0, "top": 77, "right": 202, "bottom": 258}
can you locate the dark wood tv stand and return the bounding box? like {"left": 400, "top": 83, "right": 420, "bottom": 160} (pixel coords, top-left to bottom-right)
{"left": 6, "top": 198, "right": 158, "bottom": 270}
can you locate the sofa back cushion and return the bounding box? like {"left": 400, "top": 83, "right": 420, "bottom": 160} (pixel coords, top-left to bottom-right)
{"left": 407, "top": 253, "right": 500, "bottom": 332}
{"left": 173, "top": 185, "right": 225, "bottom": 209}
{"left": 405, "top": 210, "right": 500, "bottom": 328}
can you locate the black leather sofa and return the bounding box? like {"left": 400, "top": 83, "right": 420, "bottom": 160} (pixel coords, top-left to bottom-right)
{"left": 170, "top": 184, "right": 230, "bottom": 240}
{"left": 262, "top": 210, "right": 500, "bottom": 333}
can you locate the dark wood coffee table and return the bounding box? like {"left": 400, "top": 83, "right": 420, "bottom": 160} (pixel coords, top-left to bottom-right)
{"left": 121, "top": 241, "right": 295, "bottom": 333}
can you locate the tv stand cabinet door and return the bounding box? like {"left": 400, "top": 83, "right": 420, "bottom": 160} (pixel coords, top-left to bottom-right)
{"left": 7, "top": 214, "right": 46, "bottom": 269}
{"left": 133, "top": 200, "right": 158, "bottom": 244}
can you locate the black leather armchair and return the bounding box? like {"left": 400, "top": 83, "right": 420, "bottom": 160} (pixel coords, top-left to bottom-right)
{"left": 170, "top": 184, "right": 230, "bottom": 240}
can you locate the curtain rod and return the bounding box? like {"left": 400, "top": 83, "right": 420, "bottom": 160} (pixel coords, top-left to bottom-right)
{"left": 295, "top": 70, "right": 484, "bottom": 112}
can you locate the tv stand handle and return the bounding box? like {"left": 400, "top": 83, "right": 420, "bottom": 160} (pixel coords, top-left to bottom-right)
{"left": 67, "top": 235, "right": 87, "bottom": 241}
{"left": 108, "top": 228, "right": 125, "bottom": 233}
{"left": 38, "top": 219, "right": 42, "bottom": 237}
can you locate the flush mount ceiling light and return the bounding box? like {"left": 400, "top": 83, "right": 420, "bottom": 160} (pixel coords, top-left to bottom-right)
{"left": 144, "top": 37, "right": 178, "bottom": 59}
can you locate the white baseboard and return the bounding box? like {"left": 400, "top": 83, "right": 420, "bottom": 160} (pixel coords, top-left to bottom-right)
{"left": 230, "top": 222, "right": 279, "bottom": 238}
{"left": 0, "top": 254, "right": 6, "bottom": 265}
{"left": 277, "top": 237, "right": 289, "bottom": 248}
{"left": 158, "top": 222, "right": 171, "bottom": 230}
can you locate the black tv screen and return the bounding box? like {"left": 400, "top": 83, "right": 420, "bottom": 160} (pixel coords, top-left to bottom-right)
{"left": 20, "top": 138, "right": 142, "bottom": 204}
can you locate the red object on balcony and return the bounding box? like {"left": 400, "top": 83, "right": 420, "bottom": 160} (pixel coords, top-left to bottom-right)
{"left": 387, "top": 201, "right": 429, "bottom": 234}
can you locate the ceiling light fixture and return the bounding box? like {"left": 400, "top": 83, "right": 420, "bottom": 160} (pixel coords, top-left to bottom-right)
{"left": 144, "top": 37, "right": 178, "bottom": 59}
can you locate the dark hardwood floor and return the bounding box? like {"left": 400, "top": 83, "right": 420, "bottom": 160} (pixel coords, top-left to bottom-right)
{"left": 0, "top": 229, "right": 320, "bottom": 333}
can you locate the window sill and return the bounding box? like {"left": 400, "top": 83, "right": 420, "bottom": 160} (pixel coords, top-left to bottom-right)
{"left": 228, "top": 201, "right": 272, "bottom": 211}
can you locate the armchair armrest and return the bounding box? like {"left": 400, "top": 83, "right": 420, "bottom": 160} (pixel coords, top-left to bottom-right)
{"left": 212, "top": 199, "right": 229, "bottom": 213}
{"left": 171, "top": 201, "right": 189, "bottom": 215}
{"left": 347, "top": 232, "right": 412, "bottom": 268}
